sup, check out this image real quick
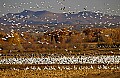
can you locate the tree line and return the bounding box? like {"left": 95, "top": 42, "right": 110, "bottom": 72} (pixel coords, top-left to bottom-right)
{"left": 0, "top": 28, "right": 120, "bottom": 52}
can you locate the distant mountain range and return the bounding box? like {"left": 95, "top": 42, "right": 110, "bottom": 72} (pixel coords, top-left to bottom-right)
{"left": 0, "top": 10, "right": 120, "bottom": 25}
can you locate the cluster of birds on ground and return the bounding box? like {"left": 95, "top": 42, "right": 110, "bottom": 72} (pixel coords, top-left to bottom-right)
{"left": 0, "top": 55, "right": 119, "bottom": 64}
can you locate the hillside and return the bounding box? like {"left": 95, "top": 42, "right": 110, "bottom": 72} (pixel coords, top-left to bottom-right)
{"left": 0, "top": 10, "right": 120, "bottom": 25}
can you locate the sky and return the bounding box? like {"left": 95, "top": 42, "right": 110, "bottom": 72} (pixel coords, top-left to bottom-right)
{"left": 0, "top": 0, "right": 120, "bottom": 17}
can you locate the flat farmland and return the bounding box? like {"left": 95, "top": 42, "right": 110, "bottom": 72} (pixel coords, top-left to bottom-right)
{"left": 0, "top": 52, "right": 120, "bottom": 78}
{"left": 0, "top": 69, "right": 120, "bottom": 78}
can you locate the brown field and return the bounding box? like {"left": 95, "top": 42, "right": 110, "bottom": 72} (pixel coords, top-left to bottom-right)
{"left": 0, "top": 69, "right": 120, "bottom": 78}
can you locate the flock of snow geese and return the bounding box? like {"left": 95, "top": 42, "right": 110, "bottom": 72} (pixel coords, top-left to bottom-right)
{"left": 0, "top": 55, "right": 119, "bottom": 64}
{"left": 0, "top": 55, "right": 120, "bottom": 70}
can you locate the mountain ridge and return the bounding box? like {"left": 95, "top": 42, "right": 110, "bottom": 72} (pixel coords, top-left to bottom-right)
{"left": 0, "top": 10, "right": 120, "bottom": 25}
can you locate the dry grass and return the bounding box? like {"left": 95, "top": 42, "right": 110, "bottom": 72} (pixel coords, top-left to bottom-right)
{"left": 0, "top": 69, "right": 120, "bottom": 78}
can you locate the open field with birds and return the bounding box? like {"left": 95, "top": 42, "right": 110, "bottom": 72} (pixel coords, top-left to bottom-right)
{"left": 0, "top": 0, "right": 120, "bottom": 77}
{"left": 0, "top": 27, "right": 120, "bottom": 78}
{"left": 0, "top": 52, "right": 120, "bottom": 78}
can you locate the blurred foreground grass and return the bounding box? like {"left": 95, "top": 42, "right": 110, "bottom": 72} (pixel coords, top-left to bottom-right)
{"left": 0, "top": 69, "right": 120, "bottom": 78}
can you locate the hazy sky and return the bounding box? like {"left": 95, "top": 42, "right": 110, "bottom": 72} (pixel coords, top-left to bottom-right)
{"left": 0, "top": 0, "right": 120, "bottom": 17}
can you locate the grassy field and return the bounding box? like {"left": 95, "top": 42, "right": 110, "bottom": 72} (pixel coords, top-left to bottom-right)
{"left": 0, "top": 49, "right": 120, "bottom": 78}
{"left": 0, "top": 49, "right": 120, "bottom": 57}
{"left": 0, "top": 69, "right": 120, "bottom": 78}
